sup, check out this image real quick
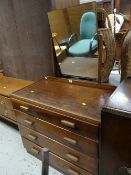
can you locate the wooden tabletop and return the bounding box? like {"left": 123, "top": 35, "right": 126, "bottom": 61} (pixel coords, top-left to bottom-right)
{"left": 103, "top": 78, "right": 131, "bottom": 117}
{"left": 11, "top": 77, "right": 114, "bottom": 125}
{"left": 0, "top": 76, "right": 33, "bottom": 97}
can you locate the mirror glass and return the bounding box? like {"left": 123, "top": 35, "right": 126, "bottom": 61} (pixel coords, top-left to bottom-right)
{"left": 48, "top": 2, "right": 99, "bottom": 81}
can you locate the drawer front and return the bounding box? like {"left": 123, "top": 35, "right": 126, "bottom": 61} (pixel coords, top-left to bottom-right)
{"left": 13, "top": 100, "right": 99, "bottom": 140}
{"left": 0, "top": 108, "right": 16, "bottom": 121}
{"left": 0, "top": 95, "right": 13, "bottom": 110}
{"left": 23, "top": 137, "right": 94, "bottom": 175}
{"left": 16, "top": 110, "right": 98, "bottom": 157}
{"left": 20, "top": 125, "right": 98, "bottom": 174}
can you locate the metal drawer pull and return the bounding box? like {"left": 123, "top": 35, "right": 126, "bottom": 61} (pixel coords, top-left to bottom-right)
{"left": 63, "top": 137, "right": 77, "bottom": 145}
{"left": 24, "top": 119, "right": 33, "bottom": 125}
{"left": 20, "top": 105, "right": 29, "bottom": 111}
{"left": 31, "top": 147, "right": 40, "bottom": 155}
{"left": 68, "top": 168, "right": 80, "bottom": 175}
{"left": 66, "top": 153, "right": 79, "bottom": 162}
{"left": 28, "top": 134, "right": 37, "bottom": 140}
{"left": 61, "top": 120, "right": 75, "bottom": 128}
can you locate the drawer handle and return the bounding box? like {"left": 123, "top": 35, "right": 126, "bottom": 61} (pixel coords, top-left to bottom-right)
{"left": 66, "top": 153, "right": 79, "bottom": 163}
{"left": 31, "top": 147, "right": 40, "bottom": 155}
{"left": 28, "top": 134, "right": 37, "bottom": 140}
{"left": 4, "top": 111, "right": 8, "bottom": 116}
{"left": 24, "top": 119, "right": 33, "bottom": 125}
{"left": 68, "top": 168, "right": 80, "bottom": 175}
{"left": 20, "top": 105, "right": 29, "bottom": 111}
{"left": 63, "top": 137, "right": 77, "bottom": 145}
{"left": 0, "top": 101, "right": 5, "bottom": 105}
{"left": 61, "top": 120, "right": 75, "bottom": 129}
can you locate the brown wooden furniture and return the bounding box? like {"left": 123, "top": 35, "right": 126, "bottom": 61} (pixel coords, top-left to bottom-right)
{"left": 101, "top": 78, "right": 131, "bottom": 175}
{"left": 98, "top": 28, "right": 115, "bottom": 83}
{"left": 121, "top": 29, "right": 131, "bottom": 81}
{"left": 97, "top": 8, "right": 112, "bottom": 29}
{"left": 103, "top": 0, "right": 112, "bottom": 14}
{"left": 11, "top": 77, "right": 115, "bottom": 175}
{"left": 116, "top": 0, "right": 131, "bottom": 29}
{"left": 115, "top": 31, "right": 127, "bottom": 68}
{"left": 0, "top": 76, "right": 32, "bottom": 124}
{"left": 51, "top": 0, "right": 79, "bottom": 9}
{"left": 116, "top": 0, "right": 130, "bottom": 15}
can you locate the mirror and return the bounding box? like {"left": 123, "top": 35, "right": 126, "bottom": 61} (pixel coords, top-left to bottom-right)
{"left": 48, "top": 2, "right": 99, "bottom": 81}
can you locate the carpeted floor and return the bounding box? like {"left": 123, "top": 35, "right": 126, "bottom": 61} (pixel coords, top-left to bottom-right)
{"left": 0, "top": 120, "right": 63, "bottom": 175}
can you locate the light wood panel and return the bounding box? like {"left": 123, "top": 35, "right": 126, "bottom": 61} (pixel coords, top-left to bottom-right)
{"left": 0, "top": 75, "right": 32, "bottom": 97}
{"left": 48, "top": 10, "right": 70, "bottom": 41}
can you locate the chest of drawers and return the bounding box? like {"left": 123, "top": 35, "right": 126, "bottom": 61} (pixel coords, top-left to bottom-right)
{"left": 0, "top": 76, "right": 32, "bottom": 124}
{"left": 11, "top": 77, "right": 115, "bottom": 175}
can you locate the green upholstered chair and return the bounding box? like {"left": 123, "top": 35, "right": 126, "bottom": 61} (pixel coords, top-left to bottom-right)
{"left": 68, "top": 12, "right": 98, "bottom": 57}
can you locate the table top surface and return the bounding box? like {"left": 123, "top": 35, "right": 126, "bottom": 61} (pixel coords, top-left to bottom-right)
{"left": 0, "top": 76, "right": 33, "bottom": 97}
{"left": 103, "top": 78, "right": 131, "bottom": 117}
{"left": 11, "top": 77, "right": 114, "bottom": 125}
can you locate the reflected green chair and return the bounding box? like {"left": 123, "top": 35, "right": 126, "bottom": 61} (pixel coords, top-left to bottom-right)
{"left": 68, "top": 12, "right": 98, "bottom": 57}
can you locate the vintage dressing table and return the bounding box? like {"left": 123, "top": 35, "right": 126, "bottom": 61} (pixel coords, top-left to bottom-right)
{"left": 11, "top": 77, "right": 115, "bottom": 175}
{"left": 0, "top": 76, "right": 32, "bottom": 124}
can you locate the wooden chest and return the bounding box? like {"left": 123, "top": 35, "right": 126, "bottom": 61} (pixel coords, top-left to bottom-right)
{"left": 11, "top": 77, "right": 115, "bottom": 175}
{"left": 101, "top": 78, "right": 131, "bottom": 175}
{"left": 0, "top": 76, "right": 32, "bottom": 124}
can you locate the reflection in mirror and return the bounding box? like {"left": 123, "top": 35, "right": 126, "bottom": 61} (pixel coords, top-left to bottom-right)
{"left": 116, "top": 0, "right": 131, "bottom": 30}
{"left": 48, "top": 2, "right": 99, "bottom": 81}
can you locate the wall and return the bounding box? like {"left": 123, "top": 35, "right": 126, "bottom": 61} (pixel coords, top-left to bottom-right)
{"left": 0, "top": 0, "right": 54, "bottom": 81}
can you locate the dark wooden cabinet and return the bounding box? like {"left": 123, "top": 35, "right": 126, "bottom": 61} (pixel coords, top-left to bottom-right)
{"left": 11, "top": 77, "right": 115, "bottom": 175}
{"left": 101, "top": 78, "right": 131, "bottom": 175}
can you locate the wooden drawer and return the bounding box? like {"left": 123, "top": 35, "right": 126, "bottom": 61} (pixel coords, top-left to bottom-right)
{"left": 13, "top": 100, "right": 99, "bottom": 140}
{"left": 20, "top": 125, "right": 98, "bottom": 174}
{"left": 0, "top": 107, "right": 16, "bottom": 121}
{"left": 16, "top": 110, "right": 98, "bottom": 157}
{"left": 23, "top": 137, "right": 94, "bottom": 175}
{"left": 0, "top": 95, "right": 13, "bottom": 110}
